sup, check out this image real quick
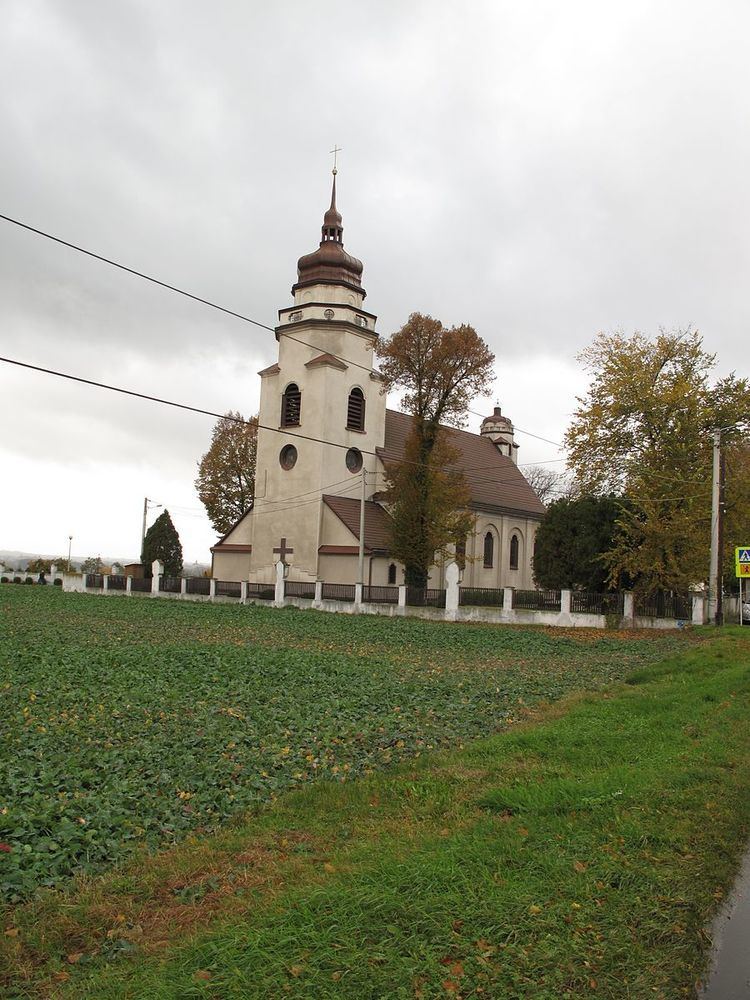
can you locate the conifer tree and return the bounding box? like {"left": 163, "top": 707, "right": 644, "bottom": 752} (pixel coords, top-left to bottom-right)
{"left": 142, "top": 510, "right": 183, "bottom": 577}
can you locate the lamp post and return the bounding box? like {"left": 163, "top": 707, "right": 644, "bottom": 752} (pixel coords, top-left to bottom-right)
{"left": 67, "top": 535, "right": 73, "bottom": 573}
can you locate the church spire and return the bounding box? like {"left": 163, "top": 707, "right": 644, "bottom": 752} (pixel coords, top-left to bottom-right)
{"left": 322, "top": 169, "right": 343, "bottom": 243}
{"left": 293, "top": 165, "right": 365, "bottom": 298}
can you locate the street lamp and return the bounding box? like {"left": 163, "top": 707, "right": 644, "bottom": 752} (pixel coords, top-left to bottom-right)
{"left": 67, "top": 535, "right": 73, "bottom": 573}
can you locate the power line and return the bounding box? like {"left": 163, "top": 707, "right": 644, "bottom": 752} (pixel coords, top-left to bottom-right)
{"left": 0, "top": 210, "right": 565, "bottom": 451}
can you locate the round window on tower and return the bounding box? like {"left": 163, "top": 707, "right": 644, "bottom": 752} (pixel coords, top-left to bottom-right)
{"left": 346, "top": 447, "right": 363, "bottom": 473}
{"left": 324, "top": 308, "right": 335, "bottom": 320}
{"left": 279, "top": 444, "right": 298, "bottom": 470}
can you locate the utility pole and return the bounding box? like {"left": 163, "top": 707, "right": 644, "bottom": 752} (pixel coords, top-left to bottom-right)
{"left": 67, "top": 535, "right": 73, "bottom": 573}
{"left": 708, "top": 429, "right": 722, "bottom": 625}
{"left": 358, "top": 469, "right": 367, "bottom": 587}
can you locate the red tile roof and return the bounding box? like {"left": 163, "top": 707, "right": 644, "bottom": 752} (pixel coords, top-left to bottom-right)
{"left": 378, "top": 409, "right": 546, "bottom": 519}
{"left": 322, "top": 494, "right": 392, "bottom": 553}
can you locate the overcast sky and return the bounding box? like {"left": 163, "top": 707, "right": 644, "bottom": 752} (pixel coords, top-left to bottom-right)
{"left": 1, "top": 0, "right": 748, "bottom": 564}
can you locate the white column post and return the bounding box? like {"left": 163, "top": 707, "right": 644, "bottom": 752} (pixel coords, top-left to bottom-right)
{"left": 180, "top": 577, "right": 187, "bottom": 597}
{"left": 560, "top": 589, "right": 571, "bottom": 615}
{"left": 314, "top": 580, "right": 323, "bottom": 606}
{"left": 274, "top": 560, "right": 286, "bottom": 607}
{"left": 445, "top": 561, "right": 460, "bottom": 614}
{"left": 622, "top": 591, "right": 635, "bottom": 625}
{"left": 354, "top": 583, "right": 363, "bottom": 606}
{"left": 240, "top": 580, "right": 248, "bottom": 605}
{"left": 151, "top": 560, "right": 164, "bottom": 596}
{"left": 692, "top": 593, "right": 706, "bottom": 625}
{"left": 126, "top": 575, "right": 132, "bottom": 595}
{"left": 103, "top": 575, "right": 110, "bottom": 593}
{"left": 398, "top": 584, "right": 407, "bottom": 608}
{"left": 503, "top": 587, "right": 514, "bottom": 610}
{"left": 209, "top": 578, "right": 217, "bottom": 601}
{"left": 708, "top": 428, "right": 722, "bottom": 625}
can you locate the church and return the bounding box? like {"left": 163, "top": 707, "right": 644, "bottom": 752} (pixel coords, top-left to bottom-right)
{"left": 210, "top": 172, "right": 545, "bottom": 589}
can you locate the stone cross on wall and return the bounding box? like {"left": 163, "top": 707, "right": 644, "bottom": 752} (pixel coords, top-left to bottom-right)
{"left": 273, "top": 537, "right": 294, "bottom": 562}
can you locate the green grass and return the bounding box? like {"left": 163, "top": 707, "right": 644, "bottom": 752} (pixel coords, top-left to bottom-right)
{"left": 0, "top": 586, "right": 691, "bottom": 902}
{"left": 1, "top": 626, "right": 748, "bottom": 997}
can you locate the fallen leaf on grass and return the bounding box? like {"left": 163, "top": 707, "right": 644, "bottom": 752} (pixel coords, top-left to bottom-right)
{"left": 67, "top": 952, "right": 84, "bottom": 965}
{"left": 52, "top": 971, "right": 70, "bottom": 982}
{"left": 574, "top": 860, "right": 588, "bottom": 873}
{"left": 194, "top": 969, "right": 212, "bottom": 981}
{"left": 4, "top": 927, "right": 19, "bottom": 937}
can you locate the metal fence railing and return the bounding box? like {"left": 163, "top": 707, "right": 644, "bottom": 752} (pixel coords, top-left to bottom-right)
{"left": 459, "top": 586, "right": 504, "bottom": 608}
{"left": 185, "top": 577, "right": 210, "bottom": 596}
{"left": 571, "top": 591, "right": 625, "bottom": 615}
{"left": 513, "top": 589, "right": 562, "bottom": 612}
{"left": 215, "top": 580, "right": 241, "bottom": 598}
{"left": 285, "top": 581, "right": 316, "bottom": 600}
{"left": 635, "top": 591, "right": 692, "bottom": 620}
{"left": 322, "top": 583, "right": 356, "bottom": 602}
{"left": 159, "top": 576, "right": 182, "bottom": 594}
{"left": 247, "top": 582, "right": 275, "bottom": 600}
{"left": 130, "top": 577, "right": 152, "bottom": 593}
{"left": 406, "top": 587, "right": 446, "bottom": 608}
{"left": 85, "top": 574, "right": 104, "bottom": 589}
{"left": 107, "top": 575, "right": 127, "bottom": 591}
{"left": 362, "top": 585, "right": 399, "bottom": 604}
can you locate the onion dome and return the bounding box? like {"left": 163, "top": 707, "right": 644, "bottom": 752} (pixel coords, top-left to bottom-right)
{"left": 292, "top": 171, "right": 366, "bottom": 298}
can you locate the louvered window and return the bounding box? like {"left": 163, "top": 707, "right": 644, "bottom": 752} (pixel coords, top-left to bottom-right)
{"left": 483, "top": 531, "right": 494, "bottom": 569}
{"left": 281, "top": 383, "right": 301, "bottom": 427}
{"left": 347, "top": 388, "right": 365, "bottom": 431}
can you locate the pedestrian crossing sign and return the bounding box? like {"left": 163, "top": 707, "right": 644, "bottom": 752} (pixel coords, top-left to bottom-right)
{"left": 736, "top": 547, "right": 750, "bottom": 577}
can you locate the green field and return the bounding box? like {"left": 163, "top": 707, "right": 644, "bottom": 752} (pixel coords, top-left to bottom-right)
{"left": 6, "top": 586, "right": 750, "bottom": 999}
{"left": 0, "top": 586, "right": 691, "bottom": 901}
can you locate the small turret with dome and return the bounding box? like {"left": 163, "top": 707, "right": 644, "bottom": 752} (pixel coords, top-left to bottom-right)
{"left": 480, "top": 404, "right": 518, "bottom": 463}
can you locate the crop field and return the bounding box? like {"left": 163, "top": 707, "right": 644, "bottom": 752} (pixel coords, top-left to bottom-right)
{"left": 0, "top": 585, "right": 694, "bottom": 902}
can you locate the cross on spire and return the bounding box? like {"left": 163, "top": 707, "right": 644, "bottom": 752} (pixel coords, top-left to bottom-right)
{"left": 329, "top": 144, "right": 342, "bottom": 174}
{"left": 273, "top": 537, "right": 294, "bottom": 562}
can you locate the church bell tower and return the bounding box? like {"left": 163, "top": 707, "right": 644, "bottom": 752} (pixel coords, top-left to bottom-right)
{"left": 249, "top": 168, "right": 384, "bottom": 583}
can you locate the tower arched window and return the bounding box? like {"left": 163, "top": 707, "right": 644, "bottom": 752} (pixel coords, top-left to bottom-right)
{"left": 509, "top": 534, "right": 520, "bottom": 570}
{"left": 281, "top": 383, "right": 301, "bottom": 427}
{"left": 347, "top": 387, "right": 365, "bottom": 432}
{"left": 388, "top": 563, "right": 397, "bottom": 585}
{"left": 483, "top": 531, "right": 494, "bottom": 569}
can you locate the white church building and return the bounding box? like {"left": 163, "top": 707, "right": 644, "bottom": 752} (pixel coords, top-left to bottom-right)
{"left": 211, "top": 174, "right": 545, "bottom": 589}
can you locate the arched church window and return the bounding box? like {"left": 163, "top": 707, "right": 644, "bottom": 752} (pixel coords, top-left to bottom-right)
{"left": 388, "top": 563, "right": 397, "bottom": 585}
{"left": 510, "top": 534, "right": 520, "bottom": 570}
{"left": 281, "top": 383, "right": 301, "bottom": 427}
{"left": 483, "top": 531, "right": 494, "bottom": 569}
{"left": 347, "top": 388, "right": 365, "bottom": 431}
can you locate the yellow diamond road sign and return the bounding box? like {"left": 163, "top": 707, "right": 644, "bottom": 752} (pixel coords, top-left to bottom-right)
{"left": 736, "top": 547, "right": 750, "bottom": 578}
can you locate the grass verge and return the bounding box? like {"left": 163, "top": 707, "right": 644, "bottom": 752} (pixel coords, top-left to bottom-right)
{"left": 2, "top": 630, "right": 749, "bottom": 998}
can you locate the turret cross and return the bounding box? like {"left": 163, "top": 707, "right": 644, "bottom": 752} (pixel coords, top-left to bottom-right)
{"left": 329, "top": 145, "right": 342, "bottom": 171}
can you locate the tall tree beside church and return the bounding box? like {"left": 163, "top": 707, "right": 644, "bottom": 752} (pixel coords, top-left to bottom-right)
{"left": 377, "top": 313, "right": 495, "bottom": 587}
{"left": 565, "top": 329, "right": 748, "bottom": 592}
{"left": 195, "top": 412, "right": 258, "bottom": 535}
{"left": 142, "top": 510, "right": 183, "bottom": 577}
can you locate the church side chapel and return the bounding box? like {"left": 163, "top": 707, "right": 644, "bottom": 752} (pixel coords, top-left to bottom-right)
{"left": 211, "top": 170, "right": 545, "bottom": 588}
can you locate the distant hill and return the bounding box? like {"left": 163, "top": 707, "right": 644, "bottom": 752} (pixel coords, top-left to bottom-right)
{"left": 0, "top": 550, "right": 209, "bottom": 577}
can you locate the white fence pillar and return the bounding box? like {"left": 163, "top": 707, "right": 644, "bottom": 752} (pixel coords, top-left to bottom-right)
{"left": 151, "top": 560, "right": 163, "bottom": 596}
{"left": 240, "top": 580, "right": 248, "bottom": 605}
{"left": 622, "top": 591, "right": 635, "bottom": 625}
{"left": 398, "top": 585, "right": 407, "bottom": 608}
{"left": 180, "top": 577, "right": 187, "bottom": 597}
{"left": 445, "top": 561, "right": 460, "bottom": 613}
{"left": 209, "top": 578, "right": 217, "bottom": 601}
{"left": 354, "top": 583, "right": 363, "bottom": 606}
{"left": 314, "top": 580, "right": 323, "bottom": 606}
{"left": 274, "top": 560, "right": 286, "bottom": 607}
{"left": 103, "top": 575, "right": 110, "bottom": 593}
{"left": 692, "top": 593, "right": 706, "bottom": 625}
{"left": 126, "top": 576, "right": 133, "bottom": 595}
{"left": 503, "top": 587, "right": 514, "bottom": 611}
{"left": 560, "top": 589, "right": 571, "bottom": 615}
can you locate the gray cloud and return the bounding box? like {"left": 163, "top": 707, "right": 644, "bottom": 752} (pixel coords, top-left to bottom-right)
{"left": 1, "top": 0, "right": 747, "bottom": 559}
